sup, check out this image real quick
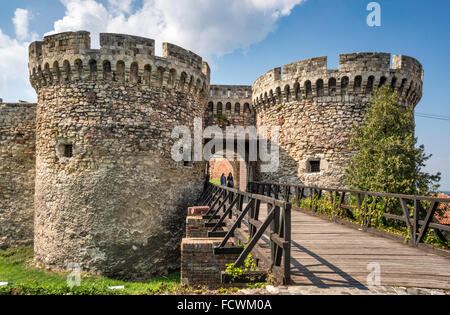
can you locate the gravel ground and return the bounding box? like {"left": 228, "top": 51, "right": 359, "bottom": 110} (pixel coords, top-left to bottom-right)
{"left": 237, "top": 285, "right": 449, "bottom": 295}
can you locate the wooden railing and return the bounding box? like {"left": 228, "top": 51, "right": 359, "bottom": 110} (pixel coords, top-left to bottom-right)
{"left": 247, "top": 182, "right": 450, "bottom": 248}
{"left": 197, "top": 183, "right": 292, "bottom": 285}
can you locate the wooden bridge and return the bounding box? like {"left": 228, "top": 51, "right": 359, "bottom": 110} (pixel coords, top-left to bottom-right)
{"left": 197, "top": 182, "right": 450, "bottom": 290}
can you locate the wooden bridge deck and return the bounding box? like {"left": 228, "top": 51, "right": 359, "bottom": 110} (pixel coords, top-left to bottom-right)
{"left": 289, "top": 209, "right": 449, "bottom": 289}
{"left": 237, "top": 203, "right": 450, "bottom": 290}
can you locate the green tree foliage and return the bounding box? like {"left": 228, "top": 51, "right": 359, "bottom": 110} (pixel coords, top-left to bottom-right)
{"left": 345, "top": 86, "right": 441, "bottom": 195}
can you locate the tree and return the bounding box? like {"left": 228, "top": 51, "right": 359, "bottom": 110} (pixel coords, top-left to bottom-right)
{"left": 345, "top": 86, "right": 441, "bottom": 195}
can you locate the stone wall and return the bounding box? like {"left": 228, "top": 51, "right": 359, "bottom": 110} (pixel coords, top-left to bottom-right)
{"left": 206, "top": 85, "right": 255, "bottom": 128}
{"left": 0, "top": 103, "right": 36, "bottom": 249}
{"left": 29, "top": 31, "right": 210, "bottom": 280}
{"left": 252, "top": 53, "right": 423, "bottom": 187}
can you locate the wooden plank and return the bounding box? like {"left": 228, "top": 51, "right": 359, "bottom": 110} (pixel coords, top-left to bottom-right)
{"left": 286, "top": 204, "right": 450, "bottom": 289}
{"left": 289, "top": 261, "right": 450, "bottom": 272}
{"left": 291, "top": 275, "right": 449, "bottom": 290}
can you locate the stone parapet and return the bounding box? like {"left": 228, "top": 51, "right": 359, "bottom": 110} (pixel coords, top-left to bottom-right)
{"left": 252, "top": 53, "right": 423, "bottom": 110}
{"left": 29, "top": 31, "right": 209, "bottom": 98}
{"left": 206, "top": 85, "right": 255, "bottom": 127}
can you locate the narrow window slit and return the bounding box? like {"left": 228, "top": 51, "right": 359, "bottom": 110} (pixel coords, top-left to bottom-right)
{"left": 64, "top": 144, "right": 73, "bottom": 158}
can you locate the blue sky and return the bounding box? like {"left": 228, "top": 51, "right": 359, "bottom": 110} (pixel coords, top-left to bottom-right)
{"left": 0, "top": 0, "right": 449, "bottom": 189}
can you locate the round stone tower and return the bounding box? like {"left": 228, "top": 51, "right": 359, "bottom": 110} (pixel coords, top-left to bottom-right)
{"left": 252, "top": 53, "right": 423, "bottom": 187}
{"left": 29, "top": 31, "right": 210, "bottom": 280}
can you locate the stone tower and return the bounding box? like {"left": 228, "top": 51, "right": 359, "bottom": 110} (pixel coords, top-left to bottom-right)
{"left": 29, "top": 31, "right": 210, "bottom": 280}
{"left": 252, "top": 53, "right": 423, "bottom": 187}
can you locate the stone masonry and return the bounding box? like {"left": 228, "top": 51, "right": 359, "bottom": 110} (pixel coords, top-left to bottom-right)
{"left": 0, "top": 103, "right": 36, "bottom": 249}
{"left": 205, "top": 85, "right": 255, "bottom": 128}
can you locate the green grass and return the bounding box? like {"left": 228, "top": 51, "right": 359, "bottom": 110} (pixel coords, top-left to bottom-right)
{"left": 210, "top": 178, "right": 221, "bottom": 186}
{"left": 0, "top": 247, "right": 182, "bottom": 295}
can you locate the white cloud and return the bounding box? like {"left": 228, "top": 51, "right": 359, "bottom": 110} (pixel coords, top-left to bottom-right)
{"left": 50, "top": 0, "right": 109, "bottom": 44}
{"left": 0, "top": 8, "right": 39, "bottom": 102}
{"left": 0, "top": 0, "right": 306, "bottom": 102}
{"left": 247, "top": 0, "right": 305, "bottom": 15}
{"left": 108, "top": 0, "right": 134, "bottom": 14}
{"left": 48, "top": 0, "right": 306, "bottom": 57}
{"left": 13, "top": 8, "right": 30, "bottom": 40}
{"left": 0, "top": 28, "right": 35, "bottom": 102}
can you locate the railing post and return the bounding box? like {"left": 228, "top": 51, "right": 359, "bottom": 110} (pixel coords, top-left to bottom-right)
{"left": 258, "top": 183, "right": 263, "bottom": 195}
{"left": 295, "top": 186, "right": 300, "bottom": 203}
{"left": 284, "top": 185, "right": 290, "bottom": 202}
{"left": 205, "top": 186, "right": 217, "bottom": 206}
{"left": 206, "top": 190, "right": 227, "bottom": 218}
{"left": 413, "top": 197, "right": 419, "bottom": 246}
{"left": 237, "top": 193, "right": 243, "bottom": 228}
{"left": 270, "top": 203, "right": 278, "bottom": 268}
{"left": 284, "top": 203, "right": 291, "bottom": 285}
{"left": 416, "top": 201, "right": 438, "bottom": 246}
{"left": 363, "top": 194, "right": 369, "bottom": 231}
{"left": 251, "top": 200, "right": 261, "bottom": 239}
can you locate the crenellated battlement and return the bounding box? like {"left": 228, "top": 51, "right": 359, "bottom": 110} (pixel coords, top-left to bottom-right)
{"left": 100, "top": 33, "right": 155, "bottom": 55}
{"left": 209, "top": 85, "right": 252, "bottom": 101}
{"left": 29, "top": 31, "right": 210, "bottom": 96}
{"left": 205, "top": 85, "right": 255, "bottom": 126}
{"left": 252, "top": 52, "right": 424, "bottom": 110}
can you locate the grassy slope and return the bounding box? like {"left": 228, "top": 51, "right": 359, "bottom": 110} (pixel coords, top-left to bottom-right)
{"left": 0, "top": 247, "right": 181, "bottom": 295}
